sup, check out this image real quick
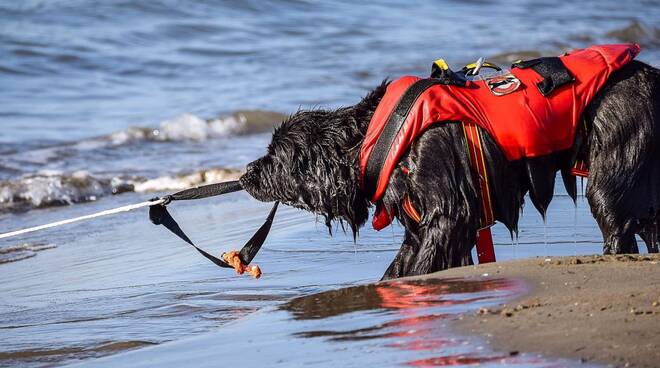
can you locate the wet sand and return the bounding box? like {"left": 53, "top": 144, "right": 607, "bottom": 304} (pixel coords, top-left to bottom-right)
{"left": 418, "top": 254, "right": 660, "bottom": 367}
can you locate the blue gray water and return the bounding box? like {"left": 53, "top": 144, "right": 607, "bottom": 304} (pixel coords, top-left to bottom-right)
{"left": 1, "top": 0, "right": 659, "bottom": 366}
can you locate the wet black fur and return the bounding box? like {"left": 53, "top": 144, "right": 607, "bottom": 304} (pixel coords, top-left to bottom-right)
{"left": 241, "top": 60, "right": 660, "bottom": 279}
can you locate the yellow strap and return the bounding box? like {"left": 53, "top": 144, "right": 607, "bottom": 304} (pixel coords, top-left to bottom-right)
{"left": 433, "top": 58, "right": 449, "bottom": 71}
{"left": 465, "top": 61, "right": 499, "bottom": 70}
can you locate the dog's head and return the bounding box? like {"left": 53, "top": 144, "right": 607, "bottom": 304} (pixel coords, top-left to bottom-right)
{"left": 241, "top": 82, "right": 387, "bottom": 236}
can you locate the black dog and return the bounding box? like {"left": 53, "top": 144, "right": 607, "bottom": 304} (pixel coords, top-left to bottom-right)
{"left": 240, "top": 59, "right": 659, "bottom": 280}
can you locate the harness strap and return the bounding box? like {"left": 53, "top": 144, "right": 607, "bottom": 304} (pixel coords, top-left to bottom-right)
{"left": 402, "top": 196, "right": 421, "bottom": 223}
{"left": 570, "top": 118, "right": 591, "bottom": 178}
{"left": 364, "top": 79, "right": 446, "bottom": 200}
{"left": 512, "top": 57, "right": 574, "bottom": 96}
{"left": 399, "top": 122, "right": 496, "bottom": 264}
{"left": 462, "top": 121, "right": 496, "bottom": 263}
{"left": 571, "top": 160, "right": 589, "bottom": 177}
{"left": 430, "top": 59, "right": 468, "bottom": 86}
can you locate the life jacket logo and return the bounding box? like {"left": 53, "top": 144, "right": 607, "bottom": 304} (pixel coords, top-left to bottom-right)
{"left": 485, "top": 73, "right": 521, "bottom": 96}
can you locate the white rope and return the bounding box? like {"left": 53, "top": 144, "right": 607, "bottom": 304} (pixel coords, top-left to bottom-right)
{"left": 0, "top": 198, "right": 165, "bottom": 240}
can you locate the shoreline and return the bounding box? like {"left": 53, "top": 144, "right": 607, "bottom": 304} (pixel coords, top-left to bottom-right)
{"left": 413, "top": 254, "right": 660, "bottom": 367}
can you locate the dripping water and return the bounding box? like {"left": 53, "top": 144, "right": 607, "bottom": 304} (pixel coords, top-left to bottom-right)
{"left": 543, "top": 216, "right": 548, "bottom": 256}
{"left": 512, "top": 231, "right": 519, "bottom": 259}
{"left": 573, "top": 202, "right": 579, "bottom": 255}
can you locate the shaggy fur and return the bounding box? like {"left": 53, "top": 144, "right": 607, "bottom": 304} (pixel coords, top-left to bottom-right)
{"left": 240, "top": 60, "right": 660, "bottom": 280}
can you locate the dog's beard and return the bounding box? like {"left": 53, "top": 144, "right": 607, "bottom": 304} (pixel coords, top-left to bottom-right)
{"left": 241, "top": 82, "right": 388, "bottom": 237}
{"left": 240, "top": 136, "right": 370, "bottom": 237}
{"left": 244, "top": 129, "right": 370, "bottom": 236}
{"left": 241, "top": 81, "right": 389, "bottom": 238}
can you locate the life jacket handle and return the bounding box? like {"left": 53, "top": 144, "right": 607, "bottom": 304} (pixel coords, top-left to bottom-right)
{"left": 462, "top": 58, "right": 502, "bottom": 76}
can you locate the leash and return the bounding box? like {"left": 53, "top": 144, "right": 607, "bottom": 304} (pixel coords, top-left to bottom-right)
{"left": 0, "top": 199, "right": 164, "bottom": 240}
{"left": 0, "top": 180, "right": 279, "bottom": 273}
{"left": 148, "top": 191, "right": 278, "bottom": 271}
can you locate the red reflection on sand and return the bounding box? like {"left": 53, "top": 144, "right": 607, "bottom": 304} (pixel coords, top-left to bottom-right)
{"left": 375, "top": 279, "right": 516, "bottom": 312}
{"left": 373, "top": 279, "right": 521, "bottom": 365}
{"left": 385, "top": 337, "right": 455, "bottom": 352}
{"left": 406, "top": 354, "right": 509, "bottom": 366}
{"left": 407, "top": 354, "right": 549, "bottom": 367}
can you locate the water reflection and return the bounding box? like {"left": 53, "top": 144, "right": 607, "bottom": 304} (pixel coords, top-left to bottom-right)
{"left": 281, "top": 278, "right": 547, "bottom": 366}
{"left": 78, "top": 277, "right": 594, "bottom": 367}
{"left": 283, "top": 278, "right": 518, "bottom": 318}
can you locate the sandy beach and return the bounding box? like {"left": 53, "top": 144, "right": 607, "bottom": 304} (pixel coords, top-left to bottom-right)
{"left": 421, "top": 254, "right": 660, "bottom": 367}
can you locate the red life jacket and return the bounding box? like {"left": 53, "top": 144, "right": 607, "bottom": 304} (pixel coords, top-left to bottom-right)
{"left": 360, "top": 44, "right": 640, "bottom": 231}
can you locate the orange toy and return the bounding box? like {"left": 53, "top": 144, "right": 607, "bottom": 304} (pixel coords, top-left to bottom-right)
{"left": 222, "top": 250, "right": 262, "bottom": 279}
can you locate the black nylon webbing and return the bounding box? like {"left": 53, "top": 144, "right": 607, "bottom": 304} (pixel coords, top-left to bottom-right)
{"left": 512, "top": 57, "right": 574, "bottom": 96}
{"left": 149, "top": 203, "right": 232, "bottom": 268}
{"left": 364, "top": 79, "right": 444, "bottom": 199}
{"left": 171, "top": 180, "right": 243, "bottom": 201}
{"left": 148, "top": 179, "right": 278, "bottom": 269}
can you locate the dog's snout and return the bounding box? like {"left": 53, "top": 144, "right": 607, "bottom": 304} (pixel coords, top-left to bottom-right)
{"left": 241, "top": 161, "right": 260, "bottom": 188}
{"left": 244, "top": 161, "right": 259, "bottom": 180}
{"left": 245, "top": 161, "right": 259, "bottom": 175}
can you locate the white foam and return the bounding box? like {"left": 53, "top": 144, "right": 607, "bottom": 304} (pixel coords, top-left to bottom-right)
{"left": 0, "top": 172, "right": 113, "bottom": 209}
{"left": 0, "top": 168, "right": 242, "bottom": 212}
{"left": 108, "top": 127, "right": 157, "bottom": 145}
{"left": 208, "top": 114, "right": 246, "bottom": 136}
{"left": 158, "top": 114, "right": 211, "bottom": 141}
{"left": 151, "top": 111, "right": 284, "bottom": 141}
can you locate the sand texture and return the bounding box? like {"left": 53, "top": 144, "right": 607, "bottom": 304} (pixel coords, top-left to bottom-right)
{"left": 417, "top": 254, "right": 660, "bottom": 367}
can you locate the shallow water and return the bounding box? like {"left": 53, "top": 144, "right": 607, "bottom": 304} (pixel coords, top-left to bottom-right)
{"left": 72, "top": 278, "right": 596, "bottom": 367}
{"left": 1, "top": 0, "right": 659, "bottom": 366}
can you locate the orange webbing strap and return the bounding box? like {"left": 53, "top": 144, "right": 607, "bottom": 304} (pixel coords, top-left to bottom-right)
{"left": 462, "top": 121, "right": 496, "bottom": 263}
{"left": 570, "top": 119, "right": 590, "bottom": 178}
{"left": 570, "top": 160, "right": 589, "bottom": 177}
{"left": 403, "top": 196, "right": 422, "bottom": 223}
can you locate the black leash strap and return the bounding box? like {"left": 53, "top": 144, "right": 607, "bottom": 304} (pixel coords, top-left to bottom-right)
{"left": 148, "top": 180, "right": 278, "bottom": 268}
{"left": 168, "top": 180, "right": 243, "bottom": 201}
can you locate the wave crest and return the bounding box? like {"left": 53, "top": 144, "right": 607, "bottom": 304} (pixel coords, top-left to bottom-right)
{"left": 606, "top": 21, "right": 660, "bottom": 47}
{"left": 109, "top": 110, "right": 286, "bottom": 144}
{"left": 0, "top": 168, "right": 242, "bottom": 213}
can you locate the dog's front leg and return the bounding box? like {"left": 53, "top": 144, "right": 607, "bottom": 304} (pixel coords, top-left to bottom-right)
{"left": 382, "top": 230, "right": 420, "bottom": 280}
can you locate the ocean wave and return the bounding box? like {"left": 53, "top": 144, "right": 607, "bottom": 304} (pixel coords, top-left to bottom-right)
{"left": 606, "top": 21, "right": 660, "bottom": 48}
{"left": 0, "top": 109, "right": 283, "bottom": 178}
{"left": 108, "top": 110, "right": 286, "bottom": 145}
{"left": 0, "top": 168, "right": 242, "bottom": 213}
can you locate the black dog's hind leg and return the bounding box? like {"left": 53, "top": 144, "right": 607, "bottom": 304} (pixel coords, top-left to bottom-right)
{"left": 584, "top": 61, "right": 660, "bottom": 255}
{"left": 597, "top": 223, "right": 639, "bottom": 254}
{"left": 638, "top": 220, "right": 659, "bottom": 253}
{"left": 405, "top": 210, "right": 475, "bottom": 276}
{"left": 382, "top": 231, "right": 419, "bottom": 280}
